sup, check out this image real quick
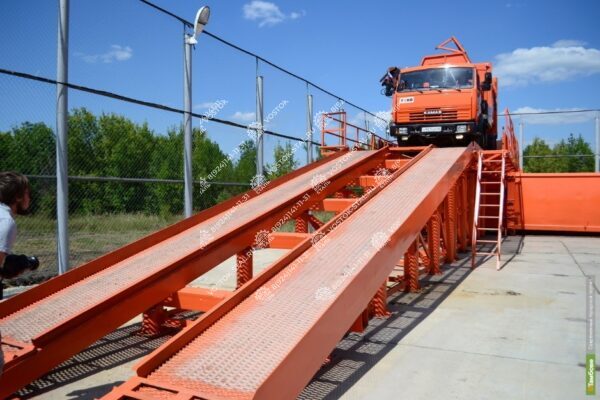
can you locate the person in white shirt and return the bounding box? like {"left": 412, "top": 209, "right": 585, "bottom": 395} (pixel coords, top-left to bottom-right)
{"left": 0, "top": 171, "right": 39, "bottom": 375}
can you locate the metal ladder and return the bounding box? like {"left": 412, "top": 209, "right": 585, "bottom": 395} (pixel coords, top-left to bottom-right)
{"left": 471, "top": 150, "right": 506, "bottom": 270}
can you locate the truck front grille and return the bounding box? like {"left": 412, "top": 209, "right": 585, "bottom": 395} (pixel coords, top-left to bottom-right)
{"left": 409, "top": 109, "right": 458, "bottom": 122}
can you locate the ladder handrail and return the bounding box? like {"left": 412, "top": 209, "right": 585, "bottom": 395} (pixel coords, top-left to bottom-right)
{"left": 496, "top": 151, "right": 507, "bottom": 270}
{"left": 471, "top": 151, "right": 483, "bottom": 268}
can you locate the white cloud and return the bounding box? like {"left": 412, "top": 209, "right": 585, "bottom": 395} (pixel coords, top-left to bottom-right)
{"left": 194, "top": 102, "right": 219, "bottom": 110}
{"left": 77, "top": 45, "right": 133, "bottom": 64}
{"left": 243, "top": 1, "right": 305, "bottom": 27}
{"left": 290, "top": 10, "right": 306, "bottom": 20}
{"left": 495, "top": 42, "right": 600, "bottom": 86}
{"left": 552, "top": 39, "right": 587, "bottom": 48}
{"left": 512, "top": 107, "right": 596, "bottom": 125}
{"left": 231, "top": 111, "right": 256, "bottom": 122}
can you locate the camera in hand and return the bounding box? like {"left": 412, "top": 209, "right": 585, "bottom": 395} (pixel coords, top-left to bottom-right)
{"left": 1, "top": 254, "right": 40, "bottom": 279}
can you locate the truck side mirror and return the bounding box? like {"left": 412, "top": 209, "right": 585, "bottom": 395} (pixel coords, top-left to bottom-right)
{"left": 481, "top": 72, "right": 492, "bottom": 91}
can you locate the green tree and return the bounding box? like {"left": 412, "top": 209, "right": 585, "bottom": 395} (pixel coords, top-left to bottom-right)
{"left": 95, "top": 113, "right": 156, "bottom": 213}
{"left": 266, "top": 141, "right": 298, "bottom": 180}
{"left": 192, "top": 128, "right": 235, "bottom": 210}
{"left": 7, "top": 122, "right": 56, "bottom": 216}
{"left": 553, "top": 133, "right": 594, "bottom": 172}
{"left": 523, "top": 137, "right": 554, "bottom": 172}
{"left": 234, "top": 140, "right": 257, "bottom": 185}
{"left": 68, "top": 108, "right": 102, "bottom": 214}
{"left": 0, "top": 131, "right": 14, "bottom": 171}
{"left": 149, "top": 128, "right": 184, "bottom": 215}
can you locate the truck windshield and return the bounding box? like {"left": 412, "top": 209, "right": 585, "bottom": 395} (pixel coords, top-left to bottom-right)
{"left": 399, "top": 67, "right": 474, "bottom": 91}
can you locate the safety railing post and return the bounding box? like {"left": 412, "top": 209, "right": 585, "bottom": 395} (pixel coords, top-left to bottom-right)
{"left": 256, "top": 75, "right": 264, "bottom": 179}
{"left": 594, "top": 114, "right": 600, "bottom": 172}
{"left": 306, "top": 94, "right": 313, "bottom": 164}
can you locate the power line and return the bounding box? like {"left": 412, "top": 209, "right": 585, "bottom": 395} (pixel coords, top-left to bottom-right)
{"left": 0, "top": 68, "right": 320, "bottom": 146}
{"left": 503, "top": 109, "right": 600, "bottom": 117}
{"left": 137, "top": 0, "right": 388, "bottom": 124}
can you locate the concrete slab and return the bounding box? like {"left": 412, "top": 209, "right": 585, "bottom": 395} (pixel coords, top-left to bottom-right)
{"left": 300, "top": 235, "right": 599, "bottom": 400}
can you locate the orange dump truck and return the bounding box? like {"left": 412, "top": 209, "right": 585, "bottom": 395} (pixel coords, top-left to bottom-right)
{"left": 381, "top": 37, "right": 498, "bottom": 149}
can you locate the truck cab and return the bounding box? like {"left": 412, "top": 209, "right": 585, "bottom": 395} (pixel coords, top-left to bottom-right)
{"left": 381, "top": 37, "right": 498, "bottom": 149}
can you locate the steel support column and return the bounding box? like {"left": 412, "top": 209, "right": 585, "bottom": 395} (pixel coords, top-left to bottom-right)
{"left": 457, "top": 175, "right": 468, "bottom": 251}
{"left": 295, "top": 213, "right": 309, "bottom": 233}
{"left": 444, "top": 185, "right": 457, "bottom": 263}
{"left": 427, "top": 211, "right": 442, "bottom": 275}
{"left": 404, "top": 240, "right": 420, "bottom": 292}
{"left": 236, "top": 247, "right": 253, "bottom": 289}
{"left": 371, "top": 282, "right": 391, "bottom": 318}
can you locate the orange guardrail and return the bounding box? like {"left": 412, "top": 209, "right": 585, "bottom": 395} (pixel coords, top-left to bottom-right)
{"left": 320, "top": 111, "right": 392, "bottom": 151}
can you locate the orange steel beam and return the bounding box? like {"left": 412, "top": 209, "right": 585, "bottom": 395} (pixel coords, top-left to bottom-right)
{"left": 322, "top": 198, "right": 356, "bottom": 212}
{"left": 103, "top": 146, "right": 474, "bottom": 400}
{"left": 385, "top": 159, "right": 410, "bottom": 169}
{"left": 0, "top": 148, "right": 392, "bottom": 397}
{"left": 267, "top": 232, "right": 309, "bottom": 249}
{"left": 163, "top": 287, "right": 231, "bottom": 311}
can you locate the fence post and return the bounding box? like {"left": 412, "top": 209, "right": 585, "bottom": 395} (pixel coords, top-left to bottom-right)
{"left": 56, "top": 0, "right": 70, "bottom": 275}
{"left": 183, "top": 31, "right": 194, "bottom": 218}
{"left": 306, "top": 93, "right": 313, "bottom": 164}
{"left": 519, "top": 120, "right": 524, "bottom": 170}
{"left": 256, "top": 75, "right": 264, "bottom": 178}
{"left": 594, "top": 113, "right": 600, "bottom": 172}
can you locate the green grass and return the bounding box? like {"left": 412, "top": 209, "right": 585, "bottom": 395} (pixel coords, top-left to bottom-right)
{"left": 7, "top": 210, "right": 336, "bottom": 286}
{"left": 8, "top": 213, "right": 182, "bottom": 285}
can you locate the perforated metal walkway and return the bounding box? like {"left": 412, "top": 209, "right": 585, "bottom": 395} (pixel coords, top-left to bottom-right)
{"left": 134, "top": 147, "right": 471, "bottom": 399}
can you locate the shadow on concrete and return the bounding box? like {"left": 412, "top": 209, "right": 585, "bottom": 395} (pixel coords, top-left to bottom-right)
{"left": 471, "top": 234, "right": 525, "bottom": 270}
{"left": 17, "top": 323, "right": 174, "bottom": 399}
{"left": 299, "top": 253, "right": 475, "bottom": 400}
{"left": 64, "top": 382, "right": 125, "bottom": 400}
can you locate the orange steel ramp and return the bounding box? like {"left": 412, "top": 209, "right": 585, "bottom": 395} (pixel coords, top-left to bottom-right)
{"left": 105, "top": 146, "right": 473, "bottom": 400}
{"left": 0, "top": 149, "right": 382, "bottom": 397}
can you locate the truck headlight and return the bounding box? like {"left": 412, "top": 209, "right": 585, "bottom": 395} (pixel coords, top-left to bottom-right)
{"left": 398, "top": 127, "right": 408, "bottom": 134}
{"left": 456, "top": 125, "right": 467, "bottom": 133}
{"left": 401, "top": 136, "right": 409, "bottom": 141}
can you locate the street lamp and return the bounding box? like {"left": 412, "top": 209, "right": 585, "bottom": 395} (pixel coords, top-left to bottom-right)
{"left": 183, "top": 6, "right": 210, "bottom": 218}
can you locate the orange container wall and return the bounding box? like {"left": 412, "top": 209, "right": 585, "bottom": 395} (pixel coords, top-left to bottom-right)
{"left": 507, "top": 173, "right": 600, "bottom": 233}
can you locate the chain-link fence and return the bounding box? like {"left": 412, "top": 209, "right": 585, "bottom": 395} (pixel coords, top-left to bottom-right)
{"left": 2, "top": 1, "right": 598, "bottom": 283}
{"left": 0, "top": 0, "right": 388, "bottom": 283}
{"left": 500, "top": 110, "right": 600, "bottom": 173}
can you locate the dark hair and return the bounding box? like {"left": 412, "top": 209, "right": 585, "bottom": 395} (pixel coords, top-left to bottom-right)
{"left": 0, "top": 172, "right": 30, "bottom": 206}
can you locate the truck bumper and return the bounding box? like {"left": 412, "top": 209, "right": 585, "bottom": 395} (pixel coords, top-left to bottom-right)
{"left": 389, "top": 121, "right": 477, "bottom": 140}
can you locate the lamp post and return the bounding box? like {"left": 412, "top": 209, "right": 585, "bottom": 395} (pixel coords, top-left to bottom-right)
{"left": 183, "top": 6, "right": 210, "bottom": 218}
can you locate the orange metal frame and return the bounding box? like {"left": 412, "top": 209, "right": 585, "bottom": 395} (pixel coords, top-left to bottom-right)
{"left": 101, "top": 145, "right": 477, "bottom": 400}
{"left": 320, "top": 111, "right": 392, "bottom": 155}
{"left": 0, "top": 148, "right": 396, "bottom": 397}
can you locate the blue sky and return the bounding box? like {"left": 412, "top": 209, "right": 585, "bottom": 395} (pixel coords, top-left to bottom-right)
{"left": 1, "top": 0, "right": 599, "bottom": 165}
